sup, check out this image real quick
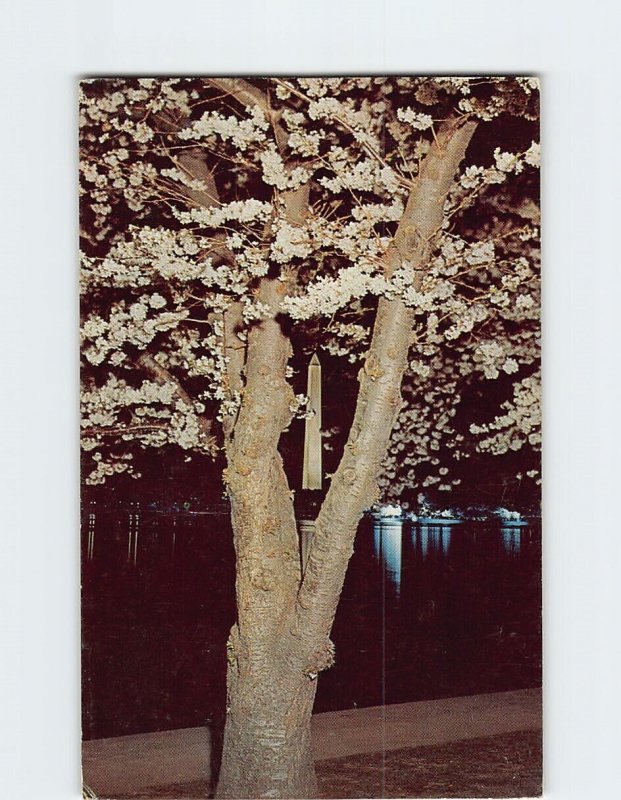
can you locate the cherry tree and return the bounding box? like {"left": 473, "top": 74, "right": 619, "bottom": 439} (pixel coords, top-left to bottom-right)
{"left": 80, "top": 76, "right": 540, "bottom": 798}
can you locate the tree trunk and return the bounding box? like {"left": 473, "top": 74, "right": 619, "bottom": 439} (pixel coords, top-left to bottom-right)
{"left": 215, "top": 477, "right": 321, "bottom": 798}
{"left": 216, "top": 660, "right": 318, "bottom": 799}
{"left": 213, "top": 112, "right": 477, "bottom": 799}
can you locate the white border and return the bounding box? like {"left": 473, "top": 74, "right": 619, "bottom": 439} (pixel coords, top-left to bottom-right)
{"left": 1, "top": 2, "right": 620, "bottom": 798}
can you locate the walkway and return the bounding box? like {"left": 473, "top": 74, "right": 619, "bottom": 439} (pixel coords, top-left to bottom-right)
{"left": 82, "top": 687, "right": 541, "bottom": 798}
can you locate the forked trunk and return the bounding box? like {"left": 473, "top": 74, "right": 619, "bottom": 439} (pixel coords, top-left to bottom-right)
{"left": 214, "top": 114, "right": 478, "bottom": 799}
{"left": 216, "top": 662, "right": 318, "bottom": 799}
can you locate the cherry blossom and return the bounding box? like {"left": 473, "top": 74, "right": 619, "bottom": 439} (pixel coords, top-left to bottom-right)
{"left": 80, "top": 77, "right": 540, "bottom": 495}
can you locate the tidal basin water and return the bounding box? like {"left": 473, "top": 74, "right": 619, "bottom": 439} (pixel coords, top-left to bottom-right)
{"left": 81, "top": 511, "right": 541, "bottom": 740}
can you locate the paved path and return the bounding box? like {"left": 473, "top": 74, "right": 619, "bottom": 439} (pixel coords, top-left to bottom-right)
{"left": 83, "top": 688, "right": 541, "bottom": 797}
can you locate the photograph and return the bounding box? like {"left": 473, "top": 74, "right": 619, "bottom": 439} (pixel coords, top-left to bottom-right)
{"left": 79, "top": 76, "right": 542, "bottom": 799}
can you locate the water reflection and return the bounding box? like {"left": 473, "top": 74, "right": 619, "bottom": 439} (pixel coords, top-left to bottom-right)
{"left": 87, "top": 510, "right": 95, "bottom": 560}
{"left": 418, "top": 525, "right": 451, "bottom": 558}
{"left": 419, "top": 525, "right": 429, "bottom": 558}
{"left": 127, "top": 505, "right": 140, "bottom": 565}
{"left": 440, "top": 526, "right": 452, "bottom": 555}
{"left": 81, "top": 511, "right": 541, "bottom": 739}
{"left": 430, "top": 526, "right": 441, "bottom": 554}
{"left": 373, "top": 518, "right": 403, "bottom": 594}
{"left": 502, "top": 527, "right": 522, "bottom": 555}
{"left": 374, "top": 521, "right": 454, "bottom": 591}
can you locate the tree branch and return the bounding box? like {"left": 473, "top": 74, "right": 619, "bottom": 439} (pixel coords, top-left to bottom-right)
{"left": 206, "top": 77, "right": 289, "bottom": 153}
{"left": 274, "top": 78, "right": 415, "bottom": 191}
{"left": 135, "top": 352, "right": 217, "bottom": 453}
{"left": 155, "top": 110, "right": 221, "bottom": 210}
{"left": 221, "top": 302, "right": 245, "bottom": 441}
{"left": 81, "top": 422, "right": 169, "bottom": 438}
{"left": 224, "top": 183, "right": 311, "bottom": 652}
{"left": 289, "top": 116, "right": 478, "bottom": 655}
{"left": 172, "top": 148, "right": 221, "bottom": 209}
{"left": 224, "top": 279, "right": 301, "bottom": 651}
{"left": 155, "top": 110, "right": 248, "bottom": 413}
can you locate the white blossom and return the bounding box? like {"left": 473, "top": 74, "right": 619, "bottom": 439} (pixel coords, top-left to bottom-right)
{"left": 397, "top": 107, "right": 434, "bottom": 130}
{"left": 524, "top": 141, "right": 541, "bottom": 168}
{"left": 79, "top": 77, "right": 540, "bottom": 495}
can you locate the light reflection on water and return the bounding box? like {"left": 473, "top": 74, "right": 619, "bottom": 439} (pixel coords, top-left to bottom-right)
{"left": 441, "top": 526, "right": 452, "bottom": 555}
{"left": 87, "top": 512, "right": 514, "bottom": 571}
{"left": 502, "top": 527, "right": 522, "bottom": 554}
{"left": 373, "top": 518, "right": 403, "bottom": 595}
{"left": 411, "top": 524, "right": 453, "bottom": 562}
{"left": 81, "top": 510, "right": 541, "bottom": 739}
